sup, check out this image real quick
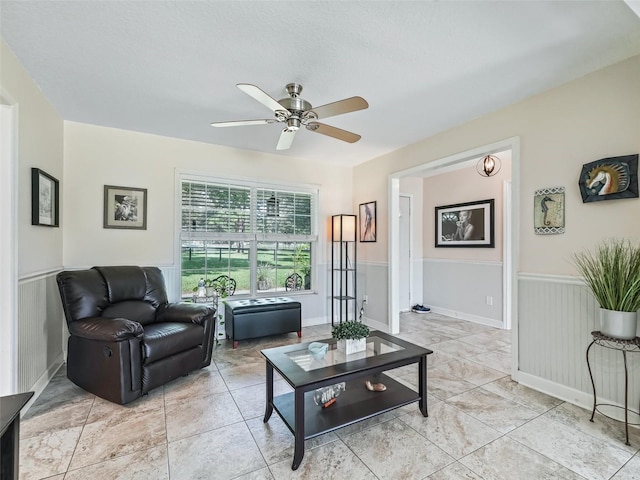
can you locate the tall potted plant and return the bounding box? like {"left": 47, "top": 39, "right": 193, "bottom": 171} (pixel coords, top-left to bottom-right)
{"left": 573, "top": 239, "right": 640, "bottom": 339}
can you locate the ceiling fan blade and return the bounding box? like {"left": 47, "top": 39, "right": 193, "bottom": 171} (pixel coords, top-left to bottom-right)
{"left": 276, "top": 128, "right": 298, "bottom": 150}
{"left": 237, "top": 83, "right": 288, "bottom": 114}
{"left": 309, "top": 96, "right": 368, "bottom": 120}
{"left": 306, "top": 122, "right": 361, "bottom": 143}
{"left": 210, "top": 119, "right": 276, "bottom": 127}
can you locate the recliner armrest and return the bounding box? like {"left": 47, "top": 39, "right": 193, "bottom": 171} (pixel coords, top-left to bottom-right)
{"left": 156, "top": 303, "right": 215, "bottom": 326}
{"left": 69, "top": 317, "right": 144, "bottom": 341}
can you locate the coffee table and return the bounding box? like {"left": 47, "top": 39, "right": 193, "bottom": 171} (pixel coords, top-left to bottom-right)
{"left": 261, "top": 331, "right": 433, "bottom": 470}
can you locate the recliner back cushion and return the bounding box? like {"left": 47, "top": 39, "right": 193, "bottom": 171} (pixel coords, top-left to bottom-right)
{"left": 102, "top": 301, "right": 158, "bottom": 325}
{"left": 96, "top": 266, "right": 147, "bottom": 303}
{"left": 57, "top": 269, "right": 109, "bottom": 323}
{"left": 95, "top": 266, "right": 168, "bottom": 307}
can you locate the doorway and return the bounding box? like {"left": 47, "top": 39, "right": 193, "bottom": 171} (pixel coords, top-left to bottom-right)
{"left": 388, "top": 137, "right": 520, "bottom": 365}
{"left": 399, "top": 195, "right": 412, "bottom": 312}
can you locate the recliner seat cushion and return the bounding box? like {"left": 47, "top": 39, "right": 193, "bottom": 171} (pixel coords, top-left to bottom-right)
{"left": 142, "top": 322, "right": 204, "bottom": 364}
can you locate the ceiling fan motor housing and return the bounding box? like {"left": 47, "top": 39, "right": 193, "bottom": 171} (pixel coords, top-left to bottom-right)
{"left": 278, "top": 96, "right": 311, "bottom": 113}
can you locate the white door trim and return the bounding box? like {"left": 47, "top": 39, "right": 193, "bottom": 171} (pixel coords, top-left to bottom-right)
{"left": 0, "top": 103, "right": 18, "bottom": 395}
{"left": 399, "top": 194, "right": 413, "bottom": 312}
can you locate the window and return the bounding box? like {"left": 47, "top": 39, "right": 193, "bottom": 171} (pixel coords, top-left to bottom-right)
{"left": 180, "top": 177, "right": 316, "bottom": 298}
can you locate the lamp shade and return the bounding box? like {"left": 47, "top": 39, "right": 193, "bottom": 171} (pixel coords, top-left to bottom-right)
{"left": 332, "top": 214, "right": 356, "bottom": 242}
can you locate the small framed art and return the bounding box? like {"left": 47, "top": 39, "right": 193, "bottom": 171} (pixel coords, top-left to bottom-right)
{"left": 359, "top": 201, "right": 376, "bottom": 242}
{"left": 31, "top": 168, "right": 59, "bottom": 227}
{"left": 534, "top": 187, "right": 565, "bottom": 234}
{"left": 104, "top": 185, "right": 147, "bottom": 230}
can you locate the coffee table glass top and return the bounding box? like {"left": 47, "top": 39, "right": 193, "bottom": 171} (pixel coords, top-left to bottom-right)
{"left": 261, "top": 331, "right": 432, "bottom": 388}
{"left": 285, "top": 335, "right": 404, "bottom": 372}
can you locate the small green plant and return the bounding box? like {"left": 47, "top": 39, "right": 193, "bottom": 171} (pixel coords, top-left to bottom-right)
{"left": 257, "top": 263, "right": 273, "bottom": 280}
{"left": 257, "top": 263, "right": 273, "bottom": 289}
{"left": 573, "top": 238, "right": 640, "bottom": 312}
{"left": 332, "top": 320, "right": 370, "bottom": 340}
{"left": 293, "top": 244, "right": 311, "bottom": 277}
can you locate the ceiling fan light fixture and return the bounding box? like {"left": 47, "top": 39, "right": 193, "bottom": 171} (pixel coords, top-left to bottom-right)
{"left": 286, "top": 117, "right": 301, "bottom": 131}
{"left": 477, "top": 154, "right": 501, "bottom": 177}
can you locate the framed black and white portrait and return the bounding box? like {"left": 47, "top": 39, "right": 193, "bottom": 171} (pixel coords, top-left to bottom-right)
{"left": 31, "top": 168, "right": 59, "bottom": 227}
{"left": 104, "top": 185, "right": 147, "bottom": 230}
{"left": 435, "top": 199, "right": 494, "bottom": 248}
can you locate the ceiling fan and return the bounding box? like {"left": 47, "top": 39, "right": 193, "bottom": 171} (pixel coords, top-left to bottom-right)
{"left": 210, "top": 83, "right": 369, "bottom": 150}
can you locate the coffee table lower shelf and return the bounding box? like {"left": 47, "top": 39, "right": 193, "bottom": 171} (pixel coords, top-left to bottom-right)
{"left": 272, "top": 374, "right": 418, "bottom": 439}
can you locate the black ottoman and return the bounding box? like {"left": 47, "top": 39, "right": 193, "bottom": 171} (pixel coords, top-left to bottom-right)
{"left": 225, "top": 297, "right": 302, "bottom": 348}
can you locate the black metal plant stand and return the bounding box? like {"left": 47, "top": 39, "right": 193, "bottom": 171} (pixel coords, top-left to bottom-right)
{"left": 586, "top": 331, "right": 640, "bottom": 446}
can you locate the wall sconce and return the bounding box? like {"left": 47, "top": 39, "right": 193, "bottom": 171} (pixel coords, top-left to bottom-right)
{"left": 332, "top": 214, "right": 356, "bottom": 242}
{"left": 476, "top": 154, "right": 501, "bottom": 177}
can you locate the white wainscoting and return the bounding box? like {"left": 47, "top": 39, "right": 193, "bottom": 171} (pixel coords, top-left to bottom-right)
{"left": 423, "top": 259, "right": 503, "bottom": 327}
{"left": 517, "top": 273, "right": 640, "bottom": 416}
{"left": 159, "top": 265, "right": 181, "bottom": 302}
{"left": 17, "top": 271, "right": 65, "bottom": 400}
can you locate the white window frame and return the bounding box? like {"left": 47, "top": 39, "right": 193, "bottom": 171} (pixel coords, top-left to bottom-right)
{"left": 177, "top": 172, "right": 318, "bottom": 297}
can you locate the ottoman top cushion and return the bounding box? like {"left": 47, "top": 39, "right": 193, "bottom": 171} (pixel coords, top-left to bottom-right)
{"left": 226, "top": 297, "right": 301, "bottom": 314}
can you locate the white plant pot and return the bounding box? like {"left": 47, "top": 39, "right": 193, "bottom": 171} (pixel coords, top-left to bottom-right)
{"left": 600, "top": 308, "right": 638, "bottom": 340}
{"left": 337, "top": 338, "right": 366, "bottom": 355}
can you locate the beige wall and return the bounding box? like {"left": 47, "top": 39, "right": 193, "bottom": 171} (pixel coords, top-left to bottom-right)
{"left": 354, "top": 54, "right": 640, "bottom": 275}
{"left": 1, "top": 40, "right": 64, "bottom": 277}
{"left": 1, "top": 39, "right": 65, "bottom": 396}
{"left": 424, "top": 155, "right": 512, "bottom": 262}
{"left": 63, "top": 122, "right": 353, "bottom": 268}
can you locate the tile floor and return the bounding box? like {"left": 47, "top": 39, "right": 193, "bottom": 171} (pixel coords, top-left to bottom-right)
{"left": 19, "top": 312, "right": 640, "bottom": 479}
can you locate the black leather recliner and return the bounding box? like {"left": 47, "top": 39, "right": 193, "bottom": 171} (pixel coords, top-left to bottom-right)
{"left": 56, "top": 266, "right": 215, "bottom": 404}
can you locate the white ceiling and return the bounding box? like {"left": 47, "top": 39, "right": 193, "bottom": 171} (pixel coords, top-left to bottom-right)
{"left": 2, "top": 1, "right": 640, "bottom": 167}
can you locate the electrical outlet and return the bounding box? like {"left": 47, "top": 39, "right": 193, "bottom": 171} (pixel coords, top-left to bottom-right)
{"left": 363, "top": 295, "right": 368, "bottom": 303}
{"left": 486, "top": 296, "right": 493, "bottom": 306}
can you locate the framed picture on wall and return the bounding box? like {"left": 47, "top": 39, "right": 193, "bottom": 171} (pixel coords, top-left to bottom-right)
{"left": 534, "top": 186, "right": 565, "bottom": 234}
{"left": 435, "top": 199, "right": 494, "bottom": 248}
{"left": 578, "top": 154, "right": 638, "bottom": 203}
{"left": 359, "top": 201, "right": 376, "bottom": 242}
{"left": 31, "top": 168, "right": 59, "bottom": 227}
{"left": 103, "top": 185, "right": 147, "bottom": 230}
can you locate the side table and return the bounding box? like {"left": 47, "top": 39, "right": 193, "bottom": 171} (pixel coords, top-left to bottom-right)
{"left": 1, "top": 391, "right": 34, "bottom": 480}
{"left": 192, "top": 294, "right": 222, "bottom": 342}
{"left": 586, "top": 331, "right": 640, "bottom": 446}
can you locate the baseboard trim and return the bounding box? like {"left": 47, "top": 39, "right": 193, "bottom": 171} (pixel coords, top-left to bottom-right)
{"left": 22, "top": 352, "right": 65, "bottom": 415}
{"left": 514, "top": 370, "right": 636, "bottom": 423}
{"left": 364, "top": 317, "right": 390, "bottom": 333}
{"left": 428, "top": 306, "right": 503, "bottom": 329}
{"left": 302, "top": 316, "right": 330, "bottom": 328}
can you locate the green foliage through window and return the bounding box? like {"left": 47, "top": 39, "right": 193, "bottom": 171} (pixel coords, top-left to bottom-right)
{"left": 180, "top": 178, "right": 315, "bottom": 298}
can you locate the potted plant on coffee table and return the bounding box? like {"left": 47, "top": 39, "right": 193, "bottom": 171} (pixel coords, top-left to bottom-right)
{"left": 573, "top": 238, "right": 640, "bottom": 340}
{"left": 332, "top": 319, "right": 370, "bottom": 355}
